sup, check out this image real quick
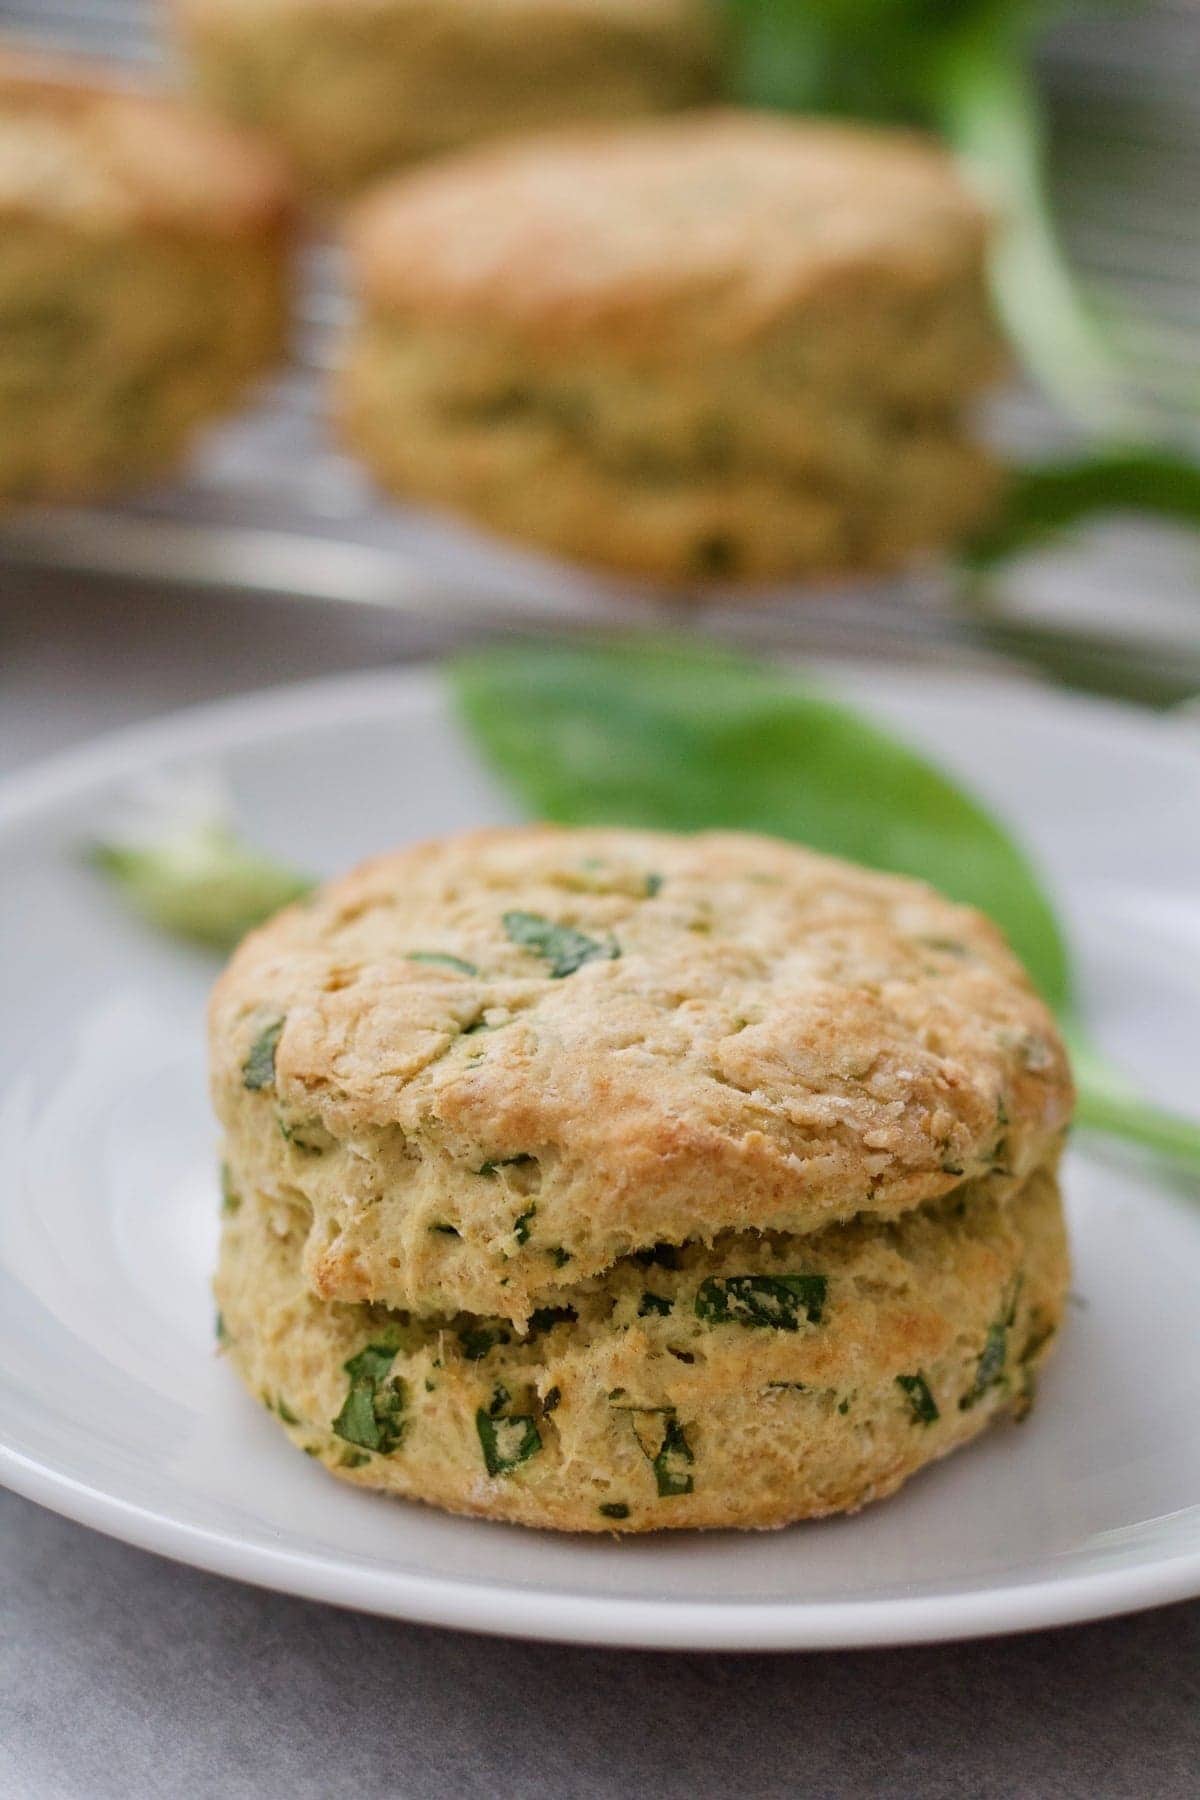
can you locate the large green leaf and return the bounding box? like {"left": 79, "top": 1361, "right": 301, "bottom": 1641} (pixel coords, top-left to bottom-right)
{"left": 453, "top": 637, "right": 1071, "bottom": 1011}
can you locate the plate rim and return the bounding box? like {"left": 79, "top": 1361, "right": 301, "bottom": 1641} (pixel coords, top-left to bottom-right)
{"left": 3, "top": 660, "right": 1199, "bottom": 1651}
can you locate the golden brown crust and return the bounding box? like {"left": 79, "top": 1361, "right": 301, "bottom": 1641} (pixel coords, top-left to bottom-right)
{"left": 348, "top": 111, "right": 996, "bottom": 359}
{"left": 0, "top": 43, "right": 291, "bottom": 235}
{"left": 210, "top": 826, "right": 1072, "bottom": 1323}
{"left": 215, "top": 1156, "right": 1070, "bottom": 1531}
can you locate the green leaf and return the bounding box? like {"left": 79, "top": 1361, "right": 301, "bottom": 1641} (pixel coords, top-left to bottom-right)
{"left": 695, "top": 1273, "right": 827, "bottom": 1331}
{"left": 332, "top": 1343, "right": 406, "bottom": 1454}
{"left": 242, "top": 1018, "right": 284, "bottom": 1092}
{"left": 405, "top": 951, "right": 479, "bottom": 975}
{"left": 967, "top": 451, "right": 1200, "bottom": 568}
{"left": 454, "top": 639, "right": 1071, "bottom": 1011}
{"left": 475, "top": 1407, "right": 542, "bottom": 1477}
{"left": 91, "top": 817, "right": 312, "bottom": 951}
{"left": 896, "top": 1372, "right": 940, "bottom": 1426}
{"left": 650, "top": 1417, "right": 695, "bottom": 1498}
{"left": 502, "top": 910, "right": 619, "bottom": 978}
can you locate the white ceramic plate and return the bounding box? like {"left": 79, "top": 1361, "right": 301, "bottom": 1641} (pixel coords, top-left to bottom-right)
{"left": 2, "top": 665, "right": 1199, "bottom": 1650}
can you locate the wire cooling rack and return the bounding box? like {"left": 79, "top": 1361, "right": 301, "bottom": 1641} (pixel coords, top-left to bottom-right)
{"left": 2, "top": 0, "right": 1199, "bottom": 697}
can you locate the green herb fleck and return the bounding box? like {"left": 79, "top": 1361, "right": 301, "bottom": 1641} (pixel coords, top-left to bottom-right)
{"left": 837, "top": 1398, "right": 851, "bottom": 1416}
{"left": 502, "top": 911, "right": 619, "bottom": 979}
{"left": 406, "top": 951, "right": 478, "bottom": 975}
{"left": 695, "top": 1273, "right": 827, "bottom": 1330}
{"left": 896, "top": 1372, "right": 940, "bottom": 1426}
{"left": 214, "top": 1310, "right": 228, "bottom": 1344}
{"left": 332, "top": 1343, "right": 406, "bottom": 1454}
{"left": 242, "top": 1017, "right": 284, "bottom": 1091}
{"left": 514, "top": 1205, "right": 536, "bottom": 1245}
{"left": 599, "top": 1502, "right": 630, "bottom": 1520}
{"left": 542, "top": 1385, "right": 562, "bottom": 1415}
{"left": 339, "top": 1448, "right": 370, "bottom": 1469}
{"left": 528, "top": 1306, "right": 576, "bottom": 1334}
{"left": 219, "top": 1164, "right": 240, "bottom": 1216}
{"left": 960, "top": 1284, "right": 1021, "bottom": 1412}
{"left": 276, "top": 1398, "right": 300, "bottom": 1426}
{"left": 634, "top": 1243, "right": 680, "bottom": 1271}
{"left": 644, "top": 873, "right": 663, "bottom": 897}
{"left": 638, "top": 1291, "right": 672, "bottom": 1318}
{"left": 459, "top": 1325, "right": 509, "bottom": 1361}
{"left": 476, "top": 1407, "right": 542, "bottom": 1477}
{"left": 549, "top": 1246, "right": 572, "bottom": 1268}
{"left": 650, "top": 1418, "right": 694, "bottom": 1498}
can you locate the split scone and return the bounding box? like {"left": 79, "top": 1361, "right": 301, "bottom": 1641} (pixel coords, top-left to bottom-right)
{"left": 174, "top": 0, "right": 718, "bottom": 196}
{"left": 0, "top": 46, "right": 290, "bottom": 502}
{"left": 212, "top": 826, "right": 1073, "bottom": 1532}
{"left": 339, "top": 112, "right": 1007, "bottom": 586}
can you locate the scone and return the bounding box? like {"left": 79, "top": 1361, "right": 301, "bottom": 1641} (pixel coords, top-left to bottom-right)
{"left": 212, "top": 825, "right": 1073, "bottom": 1533}
{"left": 174, "top": 0, "right": 718, "bottom": 195}
{"left": 0, "top": 46, "right": 290, "bottom": 502}
{"left": 339, "top": 111, "right": 1007, "bottom": 586}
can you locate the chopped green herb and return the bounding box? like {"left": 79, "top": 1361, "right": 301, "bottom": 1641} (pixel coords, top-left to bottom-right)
{"left": 549, "top": 1246, "right": 572, "bottom": 1268}
{"left": 837, "top": 1398, "right": 851, "bottom": 1416}
{"left": 650, "top": 1418, "right": 695, "bottom": 1498}
{"left": 242, "top": 1017, "right": 284, "bottom": 1091}
{"left": 214, "top": 1310, "right": 228, "bottom": 1344}
{"left": 959, "top": 1284, "right": 1021, "bottom": 1412}
{"left": 527, "top": 1306, "right": 576, "bottom": 1334}
{"left": 276, "top": 1398, "right": 300, "bottom": 1426}
{"left": 405, "top": 951, "right": 478, "bottom": 975}
{"left": 633, "top": 1243, "right": 681, "bottom": 1271}
{"left": 638, "top": 1291, "right": 672, "bottom": 1318}
{"left": 896, "top": 1372, "right": 940, "bottom": 1426}
{"left": 502, "top": 910, "right": 619, "bottom": 978}
{"left": 339, "top": 1448, "right": 370, "bottom": 1469}
{"left": 542, "top": 1385, "right": 562, "bottom": 1414}
{"left": 514, "top": 1205, "right": 536, "bottom": 1245}
{"left": 219, "top": 1164, "right": 240, "bottom": 1216}
{"left": 331, "top": 1343, "right": 406, "bottom": 1454}
{"left": 599, "top": 1502, "right": 630, "bottom": 1520}
{"left": 477, "top": 1153, "right": 536, "bottom": 1177}
{"left": 424, "top": 1378, "right": 436, "bottom": 1393}
{"left": 459, "top": 1325, "right": 509, "bottom": 1361}
{"left": 644, "top": 873, "right": 663, "bottom": 897}
{"left": 476, "top": 1407, "right": 542, "bottom": 1477}
{"left": 695, "top": 1273, "right": 827, "bottom": 1330}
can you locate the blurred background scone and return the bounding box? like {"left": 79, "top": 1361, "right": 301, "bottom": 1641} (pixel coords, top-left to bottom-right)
{"left": 174, "top": 0, "right": 719, "bottom": 195}
{"left": 339, "top": 111, "right": 1007, "bottom": 586}
{"left": 0, "top": 46, "right": 289, "bottom": 503}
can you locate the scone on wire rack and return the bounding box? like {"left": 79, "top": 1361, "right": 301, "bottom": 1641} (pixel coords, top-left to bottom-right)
{"left": 337, "top": 111, "right": 1008, "bottom": 588}
{"left": 173, "top": 0, "right": 719, "bottom": 196}
{"left": 0, "top": 45, "right": 290, "bottom": 503}
{"left": 211, "top": 825, "right": 1073, "bottom": 1534}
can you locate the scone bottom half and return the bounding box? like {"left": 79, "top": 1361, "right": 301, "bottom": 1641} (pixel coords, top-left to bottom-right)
{"left": 210, "top": 825, "right": 1074, "bottom": 1532}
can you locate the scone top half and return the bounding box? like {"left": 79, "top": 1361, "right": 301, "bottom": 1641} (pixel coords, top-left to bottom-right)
{"left": 210, "top": 825, "right": 1073, "bottom": 1326}
{"left": 347, "top": 110, "right": 1002, "bottom": 387}
{"left": 0, "top": 46, "right": 289, "bottom": 238}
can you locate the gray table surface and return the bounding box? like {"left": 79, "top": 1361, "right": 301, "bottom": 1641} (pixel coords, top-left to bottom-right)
{"left": 3, "top": 577, "right": 1198, "bottom": 1800}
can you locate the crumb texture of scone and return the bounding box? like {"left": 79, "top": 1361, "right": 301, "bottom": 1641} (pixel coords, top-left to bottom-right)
{"left": 339, "top": 111, "right": 1007, "bottom": 584}
{"left": 0, "top": 46, "right": 290, "bottom": 502}
{"left": 174, "top": 0, "right": 719, "bottom": 194}
{"left": 212, "top": 825, "right": 1073, "bottom": 1532}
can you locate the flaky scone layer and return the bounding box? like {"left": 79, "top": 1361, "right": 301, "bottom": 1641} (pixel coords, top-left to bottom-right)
{"left": 216, "top": 1159, "right": 1069, "bottom": 1532}
{"left": 209, "top": 827, "right": 1073, "bottom": 1324}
